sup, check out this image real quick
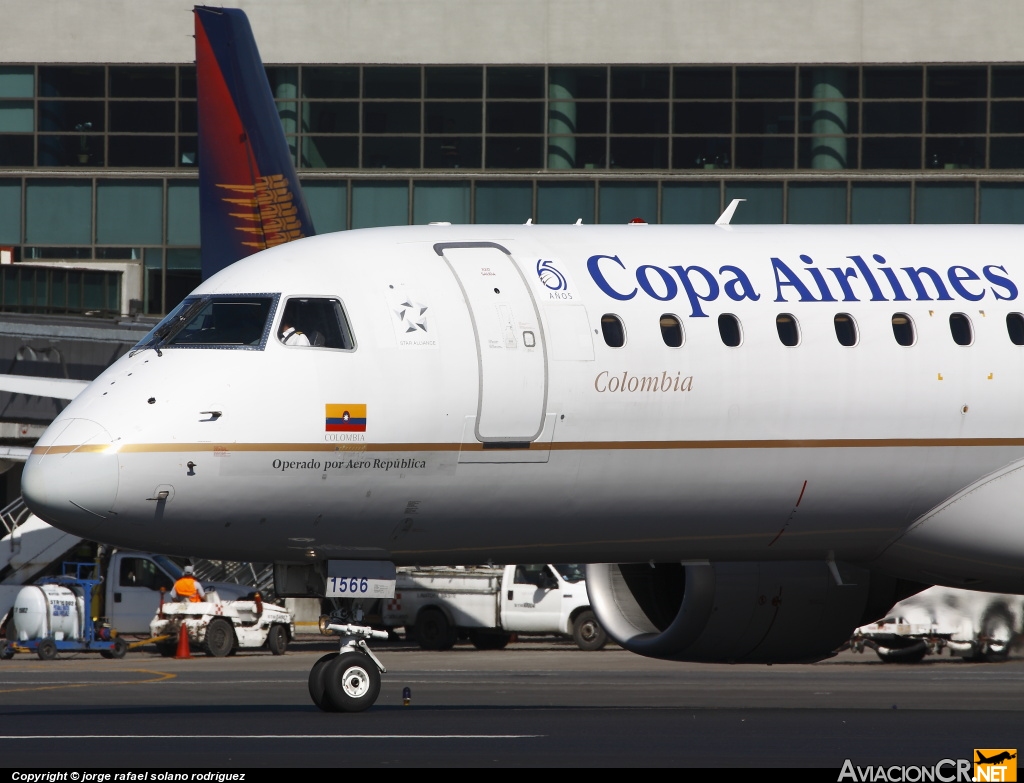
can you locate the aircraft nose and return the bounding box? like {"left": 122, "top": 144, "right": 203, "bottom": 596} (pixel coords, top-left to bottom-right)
{"left": 22, "top": 417, "right": 119, "bottom": 536}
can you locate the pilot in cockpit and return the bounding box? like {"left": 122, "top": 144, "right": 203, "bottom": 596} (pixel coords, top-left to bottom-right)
{"left": 279, "top": 318, "right": 310, "bottom": 346}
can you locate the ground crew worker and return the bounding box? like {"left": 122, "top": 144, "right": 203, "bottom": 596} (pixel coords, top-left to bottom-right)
{"left": 169, "top": 565, "right": 206, "bottom": 602}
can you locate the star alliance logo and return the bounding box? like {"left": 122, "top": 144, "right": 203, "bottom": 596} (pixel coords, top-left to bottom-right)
{"left": 387, "top": 289, "right": 437, "bottom": 349}
{"left": 394, "top": 299, "right": 429, "bottom": 334}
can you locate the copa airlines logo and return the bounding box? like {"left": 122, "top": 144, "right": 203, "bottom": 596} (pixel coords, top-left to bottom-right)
{"left": 587, "top": 253, "right": 1019, "bottom": 317}
{"left": 536, "top": 259, "right": 573, "bottom": 299}
{"left": 537, "top": 259, "right": 567, "bottom": 290}
{"left": 216, "top": 174, "right": 305, "bottom": 250}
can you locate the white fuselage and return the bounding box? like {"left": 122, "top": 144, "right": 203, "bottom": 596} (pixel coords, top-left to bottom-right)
{"left": 22, "top": 224, "right": 1024, "bottom": 592}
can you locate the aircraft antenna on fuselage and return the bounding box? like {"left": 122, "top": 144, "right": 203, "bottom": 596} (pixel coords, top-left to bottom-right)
{"left": 715, "top": 198, "right": 746, "bottom": 226}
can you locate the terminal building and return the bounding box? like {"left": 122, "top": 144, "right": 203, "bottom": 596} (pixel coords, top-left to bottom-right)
{"left": 2, "top": 0, "right": 1024, "bottom": 320}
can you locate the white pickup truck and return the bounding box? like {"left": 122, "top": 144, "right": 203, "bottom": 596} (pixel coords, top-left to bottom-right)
{"left": 381, "top": 563, "right": 607, "bottom": 651}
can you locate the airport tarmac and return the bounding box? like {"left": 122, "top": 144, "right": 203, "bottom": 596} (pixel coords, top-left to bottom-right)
{"left": 0, "top": 636, "right": 1021, "bottom": 768}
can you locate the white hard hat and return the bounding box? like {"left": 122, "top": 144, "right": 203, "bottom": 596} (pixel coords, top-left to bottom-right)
{"left": 183, "top": 565, "right": 194, "bottom": 575}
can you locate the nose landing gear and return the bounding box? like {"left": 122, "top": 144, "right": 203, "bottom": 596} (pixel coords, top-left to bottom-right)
{"left": 309, "top": 621, "right": 390, "bottom": 712}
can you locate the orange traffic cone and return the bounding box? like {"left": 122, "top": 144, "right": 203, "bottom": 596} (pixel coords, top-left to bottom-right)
{"left": 174, "top": 621, "right": 192, "bottom": 659}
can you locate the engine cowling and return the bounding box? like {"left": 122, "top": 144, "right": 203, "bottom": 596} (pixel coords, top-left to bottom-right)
{"left": 586, "top": 561, "right": 925, "bottom": 663}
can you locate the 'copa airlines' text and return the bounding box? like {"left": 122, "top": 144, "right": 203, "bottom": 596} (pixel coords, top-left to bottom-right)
{"left": 587, "top": 253, "right": 1019, "bottom": 317}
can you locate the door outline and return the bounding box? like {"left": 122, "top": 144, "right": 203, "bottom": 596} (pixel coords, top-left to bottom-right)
{"left": 434, "top": 241, "right": 548, "bottom": 443}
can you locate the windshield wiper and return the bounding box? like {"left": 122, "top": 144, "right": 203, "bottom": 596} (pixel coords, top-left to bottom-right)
{"left": 130, "top": 298, "right": 207, "bottom": 357}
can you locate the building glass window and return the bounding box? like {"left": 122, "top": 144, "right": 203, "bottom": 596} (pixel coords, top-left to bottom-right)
{"left": 487, "top": 67, "right": 543, "bottom": 99}
{"left": 599, "top": 182, "right": 657, "bottom": 224}
{"left": 413, "top": 181, "right": 470, "bottom": 224}
{"left": 351, "top": 180, "right": 408, "bottom": 228}
{"left": 662, "top": 183, "right": 721, "bottom": 224}
{"left": 851, "top": 183, "right": 911, "bottom": 224}
{"left": 916, "top": 183, "right": 976, "bottom": 223}
{"left": 303, "top": 67, "right": 359, "bottom": 99}
{"left": 301, "top": 180, "right": 347, "bottom": 233}
{"left": 475, "top": 181, "right": 532, "bottom": 223}
{"left": 538, "top": 182, "right": 593, "bottom": 225}
{"left": 0, "top": 180, "right": 21, "bottom": 245}
{"left": 980, "top": 183, "right": 1024, "bottom": 223}
{"left": 789, "top": 182, "right": 847, "bottom": 223}
{"left": 26, "top": 180, "right": 91, "bottom": 245}
{"left": 167, "top": 181, "right": 200, "bottom": 246}
{"left": 165, "top": 248, "right": 201, "bottom": 312}
{"left": 724, "top": 182, "right": 783, "bottom": 223}
{"left": 96, "top": 180, "right": 163, "bottom": 245}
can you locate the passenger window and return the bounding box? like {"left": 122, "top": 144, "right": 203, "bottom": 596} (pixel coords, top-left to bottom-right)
{"left": 601, "top": 314, "right": 625, "bottom": 347}
{"left": 718, "top": 313, "right": 742, "bottom": 347}
{"left": 891, "top": 313, "right": 916, "bottom": 346}
{"left": 1008, "top": 313, "right": 1024, "bottom": 345}
{"left": 834, "top": 313, "right": 858, "bottom": 346}
{"left": 949, "top": 313, "right": 973, "bottom": 346}
{"left": 279, "top": 297, "right": 355, "bottom": 349}
{"left": 775, "top": 313, "right": 800, "bottom": 347}
{"left": 660, "top": 314, "right": 683, "bottom": 347}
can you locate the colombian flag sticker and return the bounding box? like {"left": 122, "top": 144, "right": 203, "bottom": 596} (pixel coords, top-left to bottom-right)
{"left": 326, "top": 404, "right": 367, "bottom": 432}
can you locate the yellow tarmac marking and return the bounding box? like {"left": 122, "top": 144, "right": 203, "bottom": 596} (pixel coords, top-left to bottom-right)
{"left": 0, "top": 669, "right": 175, "bottom": 694}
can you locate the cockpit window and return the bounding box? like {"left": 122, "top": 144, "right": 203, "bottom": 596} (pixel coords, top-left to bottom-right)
{"left": 133, "top": 294, "right": 279, "bottom": 352}
{"left": 277, "top": 297, "right": 355, "bottom": 350}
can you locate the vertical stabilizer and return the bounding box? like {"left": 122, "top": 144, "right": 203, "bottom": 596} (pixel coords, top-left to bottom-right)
{"left": 194, "top": 6, "right": 315, "bottom": 280}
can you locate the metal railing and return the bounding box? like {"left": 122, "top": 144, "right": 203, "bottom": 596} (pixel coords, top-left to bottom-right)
{"left": 0, "top": 496, "right": 32, "bottom": 537}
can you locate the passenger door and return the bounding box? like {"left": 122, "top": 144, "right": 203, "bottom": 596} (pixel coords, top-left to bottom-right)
{"left": 436, "top": 242, "right": 547, "bottom": 443}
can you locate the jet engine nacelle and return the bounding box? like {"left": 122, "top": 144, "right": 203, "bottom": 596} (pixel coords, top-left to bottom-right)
{"left": 586, "top": 561, "right": 925, "bottom": 663}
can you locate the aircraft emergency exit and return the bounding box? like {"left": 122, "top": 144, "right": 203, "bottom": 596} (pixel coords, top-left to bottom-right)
{"left": 20, "top": 7, "right": 1024, "bottom": 713}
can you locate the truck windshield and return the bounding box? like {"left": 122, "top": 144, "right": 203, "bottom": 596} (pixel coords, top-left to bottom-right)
{"left": 152, "top": 554, "right": 185, "bottom": 579}
{"left": 553, "top": 564, "right": 585, "bottom": 583}
{"left": 133, "top": 294, "right": 279, "bottom": 351}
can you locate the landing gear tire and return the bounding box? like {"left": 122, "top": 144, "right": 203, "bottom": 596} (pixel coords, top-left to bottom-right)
{"left": 202, "top": 618, "right": 235, "bottom": 658}
{"left": 971, "top": 605, "right": 1015, "bottom": 662}
{"left": 470, "top": 630, "right": 511, "bottom": 650}
{"left": 37, "top": 638, "right": 57, "bottom": 661}
{"left": 875, "top": 641, "right": 928, "bottom": 663}
{"left": 572, "top": 610, "right": 608, "bottom": 651}
{"left": 416, "top": 608, "right": 456, "bottom": 651}
{"left": 101, "top": 637, "right": 129, "bottom": 659}
{"left": 308, "top": 652, "right": 341, "bottom": 712}
{"left": 266, "top": 624, "right": 288, "bottom": 656}
{"left": 324, "top": 651, "right": 381, "bottom": 713}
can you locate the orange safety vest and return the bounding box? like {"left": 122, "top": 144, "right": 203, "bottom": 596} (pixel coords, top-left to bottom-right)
{"left": 173, "top": 576, "right": 202, "bottom": 602}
